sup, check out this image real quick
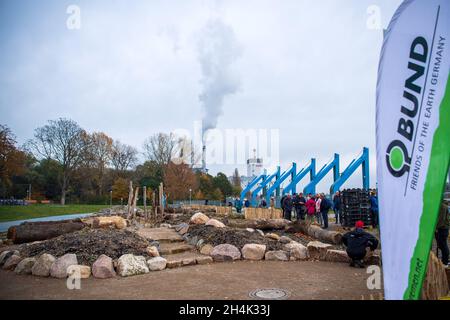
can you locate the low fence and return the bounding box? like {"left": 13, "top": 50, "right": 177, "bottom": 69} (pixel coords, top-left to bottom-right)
{"left": 244, "top": 207, "right": 283, "bottom": 220}
{"left": 180, "top": 204, "right": 234, "bottom": 216}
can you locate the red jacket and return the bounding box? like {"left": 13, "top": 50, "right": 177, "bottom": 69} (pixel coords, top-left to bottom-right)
{"left": 306, "top": 198, "right": 316, "bottom": 215}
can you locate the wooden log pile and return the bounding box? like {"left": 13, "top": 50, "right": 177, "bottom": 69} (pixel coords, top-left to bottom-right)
{"left": 244, "top": 207, "right": 283, "bottom": 220}
{"left": 421, "top": 252, "right": 449, "bottom": 300}
{"left": 7, "top": 219, "right": 86, "bottom": 244}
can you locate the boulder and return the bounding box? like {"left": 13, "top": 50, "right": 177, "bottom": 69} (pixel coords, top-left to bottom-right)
{"left": 211, "top": 244, "right": 241, "bottom": 262}
{"left": 32, "top": 253, "right": 56, "bottom": 277}
{"left": 182, "top": 258, "right": 196, "bottom": 266}
{"left": 279, "top": 236, "right": 292, "bottom": 244}
{"left": 256, "top": 229, "right": 264, "bottom": 237}
{"left": 93, "top": 216, "right": 127, "bottom": 229}
{"left": 67, "top": 265, "right": 91, "bottom": 279}
{"left": 190, "top": 212, "right": 209, "bottom": 225}
{"left": 246, "top": 228, "right": 255, "bottom": 233}
{"left": 284, "top": 242, "right": 308, "bottom": 260}
{"left": 307, "top": 241, "right": 333, "bottom": 260}
{"left": 166, "top": 259, "right": 183, "bottom": 269}
{"left": 117, "top": 254, "right": 149, "bottom": 277}
{"left": 147, "top": 257, "right": 167, "bottom": 271}
{"left": 196, "top": 256, "right": 213, "bottom": 265}
{"left": 50, "top": 253, "right": 78, "bottom": 278}
{"left": 146, "top": 246, "right": 160, "bottom": 257}
{"left": 2, "top": 255, "right": 22, "bottom": 270}
{"left": 200, "top": 244, "right": 214, "bottom": 256}
{"left": 15, "top": 257, "right": 36, "bottom": 275}
{"left": 265, "top": 233, "right": 280, "bottom": 241}
{"left": 160, "top": 223, "right": 171, "bottom": 228}
{"left": 92, "top": 254, "right": 116, "bottom": 279}
{"left": 265, "top": 250, "right": 289, "bottom": 261}
{"left": 0, "top": 251, "right": 12, "bottom": 266}
{"left": 324, "top": 250, "right": 351, "bottom": 263}
{"left": 242, "top": 244, "right": 266, "bottom": 261}
{"left": 205, "top": 219, "right": 225, "bottom": 228}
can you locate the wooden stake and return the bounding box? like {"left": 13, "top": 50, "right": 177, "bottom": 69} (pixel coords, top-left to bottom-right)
{"left": 143, "top": 186, "right": 147, "bottom": 221}
{"left": 132, "top": 187, "right": 139, "bottom": 220}
{"left": 127, "top": 181, "right": 133, "bottom": 219}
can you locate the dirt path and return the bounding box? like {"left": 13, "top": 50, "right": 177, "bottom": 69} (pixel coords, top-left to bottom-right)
{"left": 0, "top": 260, "right": 382, "bottom": 300}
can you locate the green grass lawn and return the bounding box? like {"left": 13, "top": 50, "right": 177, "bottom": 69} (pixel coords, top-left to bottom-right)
{"left": 0, "top": 204, "right": 111, "bottom": 222}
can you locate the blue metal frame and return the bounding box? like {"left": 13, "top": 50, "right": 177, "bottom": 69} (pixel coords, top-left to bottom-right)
{"left": 240, "top": 174, "right": 266, "bottom": 205}
{"left": 251, "top": 167, "right": 280, "bottom": 207}
{"left": 330, "top": 147, "right": 370, "bottom": 194}
{"left": 265, "top": 163, "right": 296, "bottom": 207}
{"left": 282, "top": 159, "right": 316, "bottom": 195}
{"left": 303, "top": 154, "right": 340, "bottom": 195}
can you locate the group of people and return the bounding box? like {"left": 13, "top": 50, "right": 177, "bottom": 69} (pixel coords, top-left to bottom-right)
{"left": 278, "top": 192, "right": 335, "bottom": 229}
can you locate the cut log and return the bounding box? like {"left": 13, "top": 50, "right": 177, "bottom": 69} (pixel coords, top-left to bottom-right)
{"left": 227, "top": 218, "right": 292, "bottom": 230}
{"left": 286, "top": 221, "right": 343, "bottom": 245}
{"left": 7, "top": 219, "right": 86, "bottom": 244}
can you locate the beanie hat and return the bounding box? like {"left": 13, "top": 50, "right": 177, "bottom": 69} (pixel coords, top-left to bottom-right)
{"left": 355, "top": 220, "right": 364, "bottom": 228}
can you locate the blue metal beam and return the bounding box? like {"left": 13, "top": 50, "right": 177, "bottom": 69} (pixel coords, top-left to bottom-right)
{"left": 282, "top": 159, "right": 316, "bottom": 195}
{"left": 251, "top": 167, "right": 280, "bottom": 207}
{"left": 265, "top": 163, "right": 296, "bottom": 206}
{"left": 303, "top": 154, "right": 340, "bottom": 195}
{"left": 240, "top": 174, "right": 266, "bottom": 205}
{"left": 330, "top": 148, "right": 370, "bottom": 194}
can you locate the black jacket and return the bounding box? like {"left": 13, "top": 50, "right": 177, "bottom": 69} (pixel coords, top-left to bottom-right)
{"left": 342, "top": 228, "right": 379, "bottom": 256}
{"left": 283, "top": 197, "right": 293, "bottom": 211}
{"left": 320, "top": 198, "right": 331, "bottom": 212}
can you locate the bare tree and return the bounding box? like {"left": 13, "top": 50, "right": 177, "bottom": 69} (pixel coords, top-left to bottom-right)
{"left": 143, "top": 133, "right": 177, "bottom": 170}
{"left": 87, "top": 132, "right": 113, "bottom": 196}
{"left": 111, "top": 141, "right": 138, "bottom": 175}
{"left": 29, "top": 118, "right": 90, "bottom": 205}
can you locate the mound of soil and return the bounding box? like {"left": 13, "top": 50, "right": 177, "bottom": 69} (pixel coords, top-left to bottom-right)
{"left": 19, "top": 228, "right": 151, "bottom": 265}
{"left": 187, "top": 225, "right": 283, "bottom": 251}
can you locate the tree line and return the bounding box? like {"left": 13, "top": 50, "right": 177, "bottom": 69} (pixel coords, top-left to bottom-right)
{"left": 0, "top": 118, "right": 242, "bottom": 205}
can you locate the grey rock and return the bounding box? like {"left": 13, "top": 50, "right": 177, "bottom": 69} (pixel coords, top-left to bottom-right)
{"left": 50, "top": 254, "right": 78, "bottom": 278}
{"left": 117, "top": 254, "right": 149, "bottom": 277}
{"left": 15, "top": 257, "right": 36, "bottom": 275}
{"left": 32, "top": 253, "right": 56, "bottom": 277}
{"left": 147, "top": 257, "right": 167, "bottom": 271}
{"left": 2, "top": 255, "right": 22, "bottom": 270}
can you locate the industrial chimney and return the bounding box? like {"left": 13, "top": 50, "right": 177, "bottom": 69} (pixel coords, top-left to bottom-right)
{"left": 202, "top": 145, "right": 207, "bottom": 173}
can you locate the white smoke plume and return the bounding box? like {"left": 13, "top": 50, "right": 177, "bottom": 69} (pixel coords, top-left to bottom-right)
{"left": 197, "top": 18, "right": 242, "bottom": 135}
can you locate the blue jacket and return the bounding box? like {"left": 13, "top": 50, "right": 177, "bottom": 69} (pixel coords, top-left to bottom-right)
{"left": 370, "top": 196, "right": 378, "bottom": 212}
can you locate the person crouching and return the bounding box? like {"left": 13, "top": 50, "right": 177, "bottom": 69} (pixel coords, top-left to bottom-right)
{"left": 342, "top": 221, "right": 379, "bottom": 268}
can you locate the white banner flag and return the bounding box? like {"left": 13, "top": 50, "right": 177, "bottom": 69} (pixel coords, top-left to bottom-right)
{"left": 376, "top": 0, "right": 450, "bottom": 300}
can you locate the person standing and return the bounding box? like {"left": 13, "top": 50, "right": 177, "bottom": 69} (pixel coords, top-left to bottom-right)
{"left": 320, "top": 194, "right": 331, "bottom": 229}
{"left": 435, "top": 200, "right": 449, "bottom": 267}
{"left": 370, "top": 191, "right": 379, "bottom": 228}
{"left": 280, "top": 194, "right": 287, "bottom": 218}
{"left": 333, "top": 191, "right": 342, "bottom": 225}
{"left": 283, "top": 194, "right": 293, "bottom": 221}
{"left": 305, "top": 195, "right": 316, "bottom": 223}
{"left": 235, "top": 198, "right": 242, "bottom": 214}
{"left": 296, "top": 192, "right": 307, "bottom": 221}
{"left": 270, "top": 197, "right": 275, "bottom": 208}
{"left": 315, "top": 193, "right": 322, "bottom": 225}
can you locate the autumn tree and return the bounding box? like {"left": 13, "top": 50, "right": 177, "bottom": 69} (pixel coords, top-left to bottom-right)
{"left": 0, "top": 125, "right": 27, "bottom": 196}
{"left": 28, "top": 118, "right": 90, "bottom": 205}
{"left": 112, "top": 177, "right": 130, "bottom": 202}
{"left": 231, "top": 168, "right": 242, "bottom": 196}
{"left": 163, "top": 161, "right": 197, "bottom": 200}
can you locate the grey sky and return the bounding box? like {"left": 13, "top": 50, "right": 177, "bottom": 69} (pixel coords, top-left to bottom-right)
{"left": 0, "top": 0, "right": 403, "bottom": 191}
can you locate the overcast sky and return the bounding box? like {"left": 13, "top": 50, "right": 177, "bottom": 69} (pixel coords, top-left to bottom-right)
{"left": 0, "top": 0, "right": 403, "bottom": 191}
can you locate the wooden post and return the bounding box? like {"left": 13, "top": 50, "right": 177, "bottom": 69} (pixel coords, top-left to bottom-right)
{"left": 143, "top": 186, "right": 147, "bottom": 221}
{"left": 152, "top": 191, "right": 156, "bottom": 219}
{"left": 132, "top": 187, "right": 139, "bottom": 220}
{"left": 159, "top": 182, "right": 164, "bottom": 216}
{"left": 127, "top": 181, "right": 133, "bottom": 219}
